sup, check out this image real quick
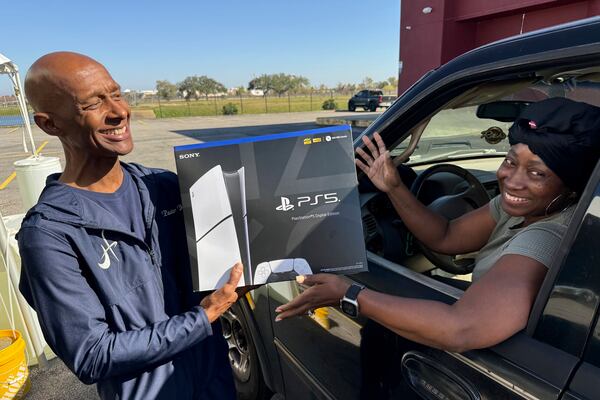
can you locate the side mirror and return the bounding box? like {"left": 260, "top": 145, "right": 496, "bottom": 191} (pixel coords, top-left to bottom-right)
{"left": 476, "top": 101, "right": 531, "bottom": 122}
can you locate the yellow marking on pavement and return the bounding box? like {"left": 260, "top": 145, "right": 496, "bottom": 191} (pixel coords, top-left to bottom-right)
{"left": 137, "top": 120, "right": 147, "bottom": 125}
{"left": 35, "top": 141, "right": 49, "bottom": 155}
{"left": 0, "top": 172, "right": 16, "bottom": 190}
{"left": 0, "top": 141, "right": 49, "bottom": 190}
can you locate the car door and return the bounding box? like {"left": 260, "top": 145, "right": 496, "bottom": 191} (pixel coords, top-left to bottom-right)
{"left": 355, "top": 90, "right": 367, "bottom": 107}
{"left": 268, "top": 162, "right": 599, "bottom": 400}
{"left": 552, "top": 179, "right": 600, "bottom": 400}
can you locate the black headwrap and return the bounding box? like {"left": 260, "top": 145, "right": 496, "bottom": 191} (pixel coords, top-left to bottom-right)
{"left": 508, "top": 97, "right": 600, "bottom": 193}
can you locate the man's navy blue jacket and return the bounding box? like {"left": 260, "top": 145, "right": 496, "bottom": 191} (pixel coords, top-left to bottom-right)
{"left": 18, "top": 163, "right": 236, "bottom": 400}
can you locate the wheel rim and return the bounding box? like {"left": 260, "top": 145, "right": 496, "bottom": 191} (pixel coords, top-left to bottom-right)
{"left": 221, "top": 310, "right": 251, "bottom": 382}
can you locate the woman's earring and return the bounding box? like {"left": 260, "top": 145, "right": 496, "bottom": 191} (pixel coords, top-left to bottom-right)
{"left": 545, "top": 191, "right": 576, "bottom": 216}
{"left": 544, "top": 194, "right": 563, "bottom": 216}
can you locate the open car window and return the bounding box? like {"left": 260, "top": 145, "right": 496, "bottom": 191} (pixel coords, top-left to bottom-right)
{"left": 366, "top": 71, "right": 600, "bottom": 292}
{"left": 389, "top": 78, "right": 600, "bottom": 166}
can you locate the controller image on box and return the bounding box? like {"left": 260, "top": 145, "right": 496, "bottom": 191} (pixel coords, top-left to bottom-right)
{"left": 253, "top": 258, "right": 313, "bottom": 284}
{"left": 190, "top": 165, "right": 252, "bottom": 290}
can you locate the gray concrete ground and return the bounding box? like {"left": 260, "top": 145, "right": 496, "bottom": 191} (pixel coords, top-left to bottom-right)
{"left": 0, "top": 110, "right": 376, "bottom": 399}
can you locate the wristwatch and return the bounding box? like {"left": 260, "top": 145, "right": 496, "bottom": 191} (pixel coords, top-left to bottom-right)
{"left": 340, "top": 283, "right": 366, "bottom": 318}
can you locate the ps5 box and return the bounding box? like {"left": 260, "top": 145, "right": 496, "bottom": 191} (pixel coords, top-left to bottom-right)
{"left": 174, "top": 125, "right": 367, "bottom": 291}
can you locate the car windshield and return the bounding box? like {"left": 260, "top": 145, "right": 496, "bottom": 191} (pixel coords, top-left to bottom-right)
{"left": 395, "top": 105, "right": 512, "bottom": 163}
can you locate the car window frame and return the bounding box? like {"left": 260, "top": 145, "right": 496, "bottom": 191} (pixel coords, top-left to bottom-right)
{"left": 527, "top": 162, "right": 600, "bottom": 347}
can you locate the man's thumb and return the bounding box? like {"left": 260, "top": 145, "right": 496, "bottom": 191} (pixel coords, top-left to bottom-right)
{"left": 228, "top": 263, "right": 243, "bottom": 286}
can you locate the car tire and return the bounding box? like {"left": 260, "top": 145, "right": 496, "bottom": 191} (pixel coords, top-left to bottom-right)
{"left": 220, "top": 303, "right": 271, "bottom": 400}
{"left": 369, "top": 102, "right": 378, "bottom": 112}
{"left": 348, "top": 101, "right": 356, "bottom": 111}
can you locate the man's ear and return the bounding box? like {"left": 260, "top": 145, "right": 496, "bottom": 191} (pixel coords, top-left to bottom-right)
{"left": 33, "top": 113, "right": 61, "bottom": 137}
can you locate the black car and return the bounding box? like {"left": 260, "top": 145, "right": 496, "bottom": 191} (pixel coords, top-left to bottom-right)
{"left": 348, "top": 90, "right": 395, "bottom": 112}
{"left": 222, "top": 17, "right": 600, "bottom": 400}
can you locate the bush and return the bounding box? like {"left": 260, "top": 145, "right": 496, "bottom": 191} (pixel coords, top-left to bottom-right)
{"left": 222, "top": 103, "right": 239, "bottom": 115}
{"left": 321, "top": 98, "right": 337, "bottom": 110}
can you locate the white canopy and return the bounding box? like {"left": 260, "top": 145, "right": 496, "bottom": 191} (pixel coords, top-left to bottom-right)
{"left": 0, "top": 53, "right": 35, "bottom": 154}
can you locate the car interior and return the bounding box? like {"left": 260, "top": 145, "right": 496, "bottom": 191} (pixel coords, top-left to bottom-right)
{"left": 358, "top": 66, "right": 600, "bottom": 288}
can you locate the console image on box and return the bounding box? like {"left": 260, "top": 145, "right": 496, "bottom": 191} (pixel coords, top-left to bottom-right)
{"left": 190, "top": 165, "right": 252, "bottom": 290}
{"left": 253, "top": 258, "right": 313, "bottom": 285}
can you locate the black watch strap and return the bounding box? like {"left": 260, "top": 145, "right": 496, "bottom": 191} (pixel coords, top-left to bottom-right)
{"left": 345, "top": 283, "right": 366, "bottom": 301}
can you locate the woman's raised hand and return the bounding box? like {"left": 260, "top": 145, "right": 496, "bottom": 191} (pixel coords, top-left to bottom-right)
{"left": 355, "top": 132, "right": 403, "bottom": 193}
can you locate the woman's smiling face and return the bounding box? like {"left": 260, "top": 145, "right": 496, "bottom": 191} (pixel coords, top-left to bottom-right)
{"left": 496, "top": 143, "right": 568, "bottom": 224}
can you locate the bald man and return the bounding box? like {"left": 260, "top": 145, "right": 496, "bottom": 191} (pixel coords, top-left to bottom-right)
{"left": 18, "top": 52, "right": 240, "bottom": 399}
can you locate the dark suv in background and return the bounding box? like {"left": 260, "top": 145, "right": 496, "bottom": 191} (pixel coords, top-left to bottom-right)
{"left": 347, "top": 89, "right": 394, "bottom": 112}
{"left": 223, "top": 18, "right": 600, "bottom": 400}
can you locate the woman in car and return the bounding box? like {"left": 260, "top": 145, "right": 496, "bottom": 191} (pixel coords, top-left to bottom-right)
{"left": 275, "top": 97, "right": 600, "bottom": 352}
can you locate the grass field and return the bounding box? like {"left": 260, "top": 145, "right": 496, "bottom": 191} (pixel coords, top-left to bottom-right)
{"left": 0, "top": 107, "right": 21, "bottom": 115}
{"left": 0, "top": 94, "right": 354, "bottom": 124}
{"left": 149, "top": 95, "right": 352, "bottom": 118}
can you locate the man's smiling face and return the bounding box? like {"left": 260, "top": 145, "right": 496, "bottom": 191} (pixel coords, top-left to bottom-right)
{"left": 51, "top": 60, "right": 133, "bottom": 159}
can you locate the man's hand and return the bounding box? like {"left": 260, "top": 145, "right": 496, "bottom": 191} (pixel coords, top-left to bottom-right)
{"left": 200, "top": 263, "right": 243, "bottom": 323}
{"left": 355, "top": 132, "right": 403, "bottom": 193}
{"left": 274, "top": 274, "right": 351, "bottom": 321}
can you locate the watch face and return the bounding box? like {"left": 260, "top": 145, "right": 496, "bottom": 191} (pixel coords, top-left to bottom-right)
{"left": 341, "top": 300, "right": 358, "bottom": 317}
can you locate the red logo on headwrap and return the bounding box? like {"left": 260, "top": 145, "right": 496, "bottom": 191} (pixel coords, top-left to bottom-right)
{"left": 528, "top": 120, "right": 537, "bottom": 129}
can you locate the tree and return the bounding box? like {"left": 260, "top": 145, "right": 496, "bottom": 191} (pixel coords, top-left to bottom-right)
{"left": 314, "top": 83, "right": 328, "bottom": 93}
{"left": 156, "top": 80, "right": 177, "bottom": 101}
{"left": 248, "top": 73, "right": 309, "bottom": 96}
{"left": 177, "top": 76, "right": 201, "bottom": 101}
{"left": 233, "top": 86, "right": 246, "bottom": 96}
{"left": 248, "top": 74, "right": 273, "bottom": 95}
{"left": 335, "top": 82, "right": 356, "bottom": 94}
{"left": 196, "top": 76, "right": 226, "bottom": 100}
{"left": 289, "top": 75, "right": 310, "bottom": 94}
{"left": 359, "top": 77, "right": 374, "bottom": 90}
{"left": 380, "top": 76, "right": 398, "bottom": 93}
{"left": 177, "top": 75, "right": 226, "bottom": 100}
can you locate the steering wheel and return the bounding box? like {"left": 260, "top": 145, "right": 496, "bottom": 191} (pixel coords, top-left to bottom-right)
{"left": 409, "top": 164, "right": 491, "bottom": 275}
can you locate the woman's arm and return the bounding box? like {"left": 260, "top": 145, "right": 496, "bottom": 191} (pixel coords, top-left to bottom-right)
{"left": 357, "top": 133, "right": 496, "bottom": 254}
{"left": 359, "top": 254, "right": 546, "bottom": 351}
{"left": 275, "top": 254, "right": 547, "bottom": 352}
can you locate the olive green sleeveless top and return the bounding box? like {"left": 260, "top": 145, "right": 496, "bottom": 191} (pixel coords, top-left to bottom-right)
{"left": 472, "top": 195, "right": 575, "bottom": 281}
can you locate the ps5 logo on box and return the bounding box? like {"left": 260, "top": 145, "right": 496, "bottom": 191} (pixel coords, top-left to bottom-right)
{"left": 276, "top": 197, "right": 295, "bottom": 211}
{"left": 275, "top": 193, "right": 339, "bottom": 212}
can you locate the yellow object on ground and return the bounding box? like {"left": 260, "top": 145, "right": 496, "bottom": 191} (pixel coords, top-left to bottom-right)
{"left": 0, "top": 330, "right": 30, "bottom": 399}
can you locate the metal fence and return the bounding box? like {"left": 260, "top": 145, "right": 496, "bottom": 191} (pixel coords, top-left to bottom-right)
{"left": 0, "top": 99, "right": 32, "bottom": 127}
{"left": 0, "top": 89, "right": 397, "bottom": 126}
{"left": 133, "top": 89, "right": 396, "bottom": 119}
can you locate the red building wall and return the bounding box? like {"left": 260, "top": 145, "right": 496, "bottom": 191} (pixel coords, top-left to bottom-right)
{"left": 399, "top": 0, "right": 600, "bottom": 93}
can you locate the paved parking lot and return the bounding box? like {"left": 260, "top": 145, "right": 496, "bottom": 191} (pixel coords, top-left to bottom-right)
{"left": 0, "top": 111, "right": 371, "bottom": 216}
{"left": 0, "top": 110, "right": 373, "bottom": 399}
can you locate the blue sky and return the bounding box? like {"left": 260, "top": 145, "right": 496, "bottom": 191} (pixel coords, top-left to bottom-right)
{"left": 1, "top": 1, "right": 400, "bottom": 95}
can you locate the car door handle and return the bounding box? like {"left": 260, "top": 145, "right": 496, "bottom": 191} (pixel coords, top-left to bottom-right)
{"left": 401, "top": 351, "right": 481, "bottom": 400}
